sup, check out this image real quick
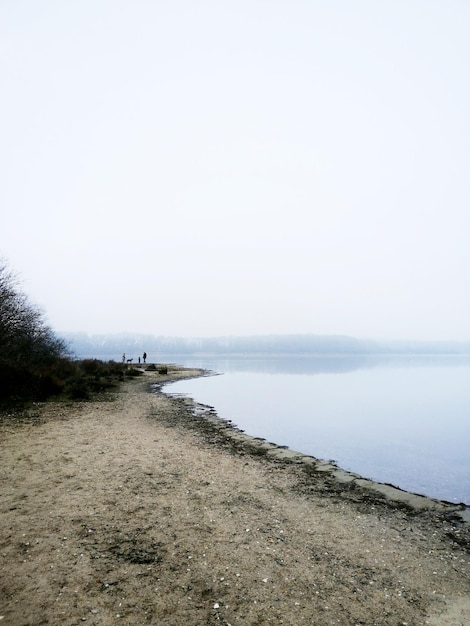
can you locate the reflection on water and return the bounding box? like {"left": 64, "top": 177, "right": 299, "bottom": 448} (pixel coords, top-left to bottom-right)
{"left": 160, "top": 353, "right": 470, "bottom": 375}
{"left": 162, "top": 355, "right": 470, "bottom": 505}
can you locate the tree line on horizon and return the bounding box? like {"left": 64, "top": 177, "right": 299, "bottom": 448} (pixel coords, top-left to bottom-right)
{"left": 63, "top": 331, "right": 470, "bottom": 359}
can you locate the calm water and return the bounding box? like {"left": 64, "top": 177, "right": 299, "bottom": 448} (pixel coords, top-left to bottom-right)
{"left": 161, "top": 355, "right": 470, "bottom": 505}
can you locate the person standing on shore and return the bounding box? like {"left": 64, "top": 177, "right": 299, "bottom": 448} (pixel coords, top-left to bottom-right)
{"left": 122, "top": 353, "right": 126, "bottom": 363}
{"left": 143, "top": 352, "right": 147, "bottom": 364}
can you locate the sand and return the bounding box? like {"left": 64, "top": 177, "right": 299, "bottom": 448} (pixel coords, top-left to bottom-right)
{"left": 1, "top": 366, "right": 469, "bottom": 626}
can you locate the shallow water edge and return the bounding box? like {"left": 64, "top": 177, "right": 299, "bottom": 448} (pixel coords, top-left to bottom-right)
{"left": 153, "top": 371, "right": 470, "bottom": 528}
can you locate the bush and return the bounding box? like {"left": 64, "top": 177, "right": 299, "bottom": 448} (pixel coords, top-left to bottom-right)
{"left": 124, "top": 366, "right": 143, "bottom": 378}
{"left": 61, "top": 360, "right": 142, "bottom": 400}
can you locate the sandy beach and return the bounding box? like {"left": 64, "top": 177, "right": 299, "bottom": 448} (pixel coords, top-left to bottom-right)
{"left": 1, "top": 366, "right": 469, "bottom": 625}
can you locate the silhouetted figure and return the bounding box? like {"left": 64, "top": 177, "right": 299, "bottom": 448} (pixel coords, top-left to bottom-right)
{"left": 138, "top": 356, "right": 141, "bottom": 364}
{"left": 143, "top": 352, "right": 147, "bottom": 364}
{"left": 122, "top": 353, "right": 126, "bottom": 363}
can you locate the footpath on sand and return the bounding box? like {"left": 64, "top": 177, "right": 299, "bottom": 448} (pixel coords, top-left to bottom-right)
{"left": 1, "top": 365, "right": 469, "bottom": 626}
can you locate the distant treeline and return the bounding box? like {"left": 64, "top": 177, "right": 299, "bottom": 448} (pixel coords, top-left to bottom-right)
{"left": 63, "top": 332, "right": 470, "bottom": 360}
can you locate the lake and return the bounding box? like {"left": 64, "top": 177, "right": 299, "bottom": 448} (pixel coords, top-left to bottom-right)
{"left": 160, "top": 355, "right": 470, "bottom": 505}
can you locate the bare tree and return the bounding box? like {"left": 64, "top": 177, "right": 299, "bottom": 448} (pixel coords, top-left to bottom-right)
{"left": 0, "top": 261, "right": 67, "bottom": 401}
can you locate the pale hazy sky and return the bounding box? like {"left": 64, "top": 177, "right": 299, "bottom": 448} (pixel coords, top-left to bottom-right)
{"left": 1, "top": 1, "right": 469, "bottom": 340}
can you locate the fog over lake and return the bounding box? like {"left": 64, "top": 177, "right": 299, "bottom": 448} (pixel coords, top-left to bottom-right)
{"left": 163, "top": 355, "right": 470, "bottom": 505}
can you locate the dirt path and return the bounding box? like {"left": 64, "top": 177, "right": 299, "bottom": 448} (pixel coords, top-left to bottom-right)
{"left": 1, "top": 367, "right": 469, "bottom": 625}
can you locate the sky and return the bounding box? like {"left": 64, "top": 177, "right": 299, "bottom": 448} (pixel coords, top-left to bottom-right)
{"left": 1, "top": 0, "right": 469, "bottom": 341}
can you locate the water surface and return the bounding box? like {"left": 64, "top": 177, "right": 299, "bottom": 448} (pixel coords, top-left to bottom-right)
{"left": 162, "top": 355, "right": 470, "bottom": 504}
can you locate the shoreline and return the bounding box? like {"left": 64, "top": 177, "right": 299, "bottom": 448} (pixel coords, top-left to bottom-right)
{"left": 1, "top": 365, "right": 469, "bottom": 625}
{"left": 155, "top": 367, "right": 470, "bottom": 522}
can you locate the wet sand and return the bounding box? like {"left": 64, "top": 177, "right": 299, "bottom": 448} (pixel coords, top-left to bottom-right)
{"left": 1, "top": 366, "right": 469, "bottom": 625}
